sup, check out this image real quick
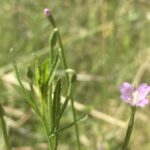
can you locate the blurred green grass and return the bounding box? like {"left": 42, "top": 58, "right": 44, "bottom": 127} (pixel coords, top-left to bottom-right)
{"left": 0, "top": 0, "right": 150, "bottom": 150}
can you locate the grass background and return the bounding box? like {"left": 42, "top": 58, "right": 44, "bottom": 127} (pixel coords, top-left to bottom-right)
{"left": 0, "top": 0, "right": 150, "bottom": 150}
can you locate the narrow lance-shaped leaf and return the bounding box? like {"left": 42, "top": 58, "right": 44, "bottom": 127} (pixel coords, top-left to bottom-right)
{"left": 0, "top": 103, "right": 5, "bottom": 117}
{"left": 13, "top": 62, "right": 40, "bottom": 115}
{"left": 52, "top": 79, "right": 61, "bottom": 127}
{"left": 49, "top": 28, "right": 58, "bottom": 49}
{"left": 40, "top": 60, "right": 50, "bottom": 99}
{"left": 35, "top": 59, "right": 40, "bottom": 88}
{"left": 27, "top": 67, "right": 41, "bottom": 116}
{"left": 46, "top": 49, "right": 61, "bottom": 132}
{"left": 54, "top": 78, "right": 73, "bottom": 125}
{"left": 40, "top": 49, "right": 61, "bottom": 102}
{"left": 13, "top": 62, "right": 31, "bottom": 101}
{"left": 47, "top": 48, "right": 61, "bottom": 86}
{"left": 0, "top": 103, "right": 12, "bottom": 150}
{"left": 49, "top": 115, "right": 87, "bottom": 137}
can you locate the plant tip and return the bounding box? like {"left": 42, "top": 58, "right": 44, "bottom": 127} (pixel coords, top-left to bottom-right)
{"left": 44, "top": 8, "right": 51, "bottom": 16}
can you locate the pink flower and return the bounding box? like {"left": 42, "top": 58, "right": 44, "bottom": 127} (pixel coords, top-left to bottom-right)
{"left": 120, "top": 82, "right": 150, "bottom": 107}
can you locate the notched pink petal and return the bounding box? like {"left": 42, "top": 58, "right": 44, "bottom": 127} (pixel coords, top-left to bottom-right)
{"left": 136, "top": 99, "right": 149, "bottom": 107}
{"left": 120, "top": 82, "right": 133, "bottom": 101}
{"left": 121, "top": 95, "right": 130, "bottom": 103}
{"left": 137, "top": 83, "right": 150, "bottom": 100}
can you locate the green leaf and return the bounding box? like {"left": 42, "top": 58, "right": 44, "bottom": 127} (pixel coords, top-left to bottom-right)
{"left": 52, "top": 79, "right": 61, "bottom": 126}
{"left": 0, "top": 103, "right": 5, "bottom": 117}
{"left": 49, "top": 115, "right": 88, "bottom": 137}
{"left": 47, "top": 48, "right": 61, "bottom": 86}
{"left": 35, "top": 59, "right": 40, "bottom": 87}
{"left": 27, "top": 66, "right": 34, "bottom": 79}
{"left": 41, "top": 60, "right": 49, "bottom": 84}
{"left": 49, "top": 28, "right": 58, "bottom": 49}
{"left": 56, "top": 79, "right": 73, "bottom": 122}
{"left": 13, "top": 62, "right": 40, "bottom": 116}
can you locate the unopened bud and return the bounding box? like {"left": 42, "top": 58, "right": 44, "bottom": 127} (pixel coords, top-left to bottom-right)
{"left": 44, "top": 8, "right": 51, "bottom": 17}
{"left": 44, "top": 8, "right": 56, "bottom": 28}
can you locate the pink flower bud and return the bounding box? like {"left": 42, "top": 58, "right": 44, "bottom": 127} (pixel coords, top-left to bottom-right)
{"left": 44, "top": 8, "right": 56, "bottom": 27}
{"left": 44, "top": 8, "right": 51, "bottom": 16}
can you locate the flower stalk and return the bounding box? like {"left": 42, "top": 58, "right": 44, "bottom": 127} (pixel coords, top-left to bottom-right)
{"left": 122, "top": 106, "right": 136, "bottom": 150}
{"left": 120, "top": 82, "right": 150, "bottom": 149}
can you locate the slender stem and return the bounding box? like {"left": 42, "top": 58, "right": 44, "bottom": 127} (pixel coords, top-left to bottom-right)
{"left": 47, "top": 16, "right": 81, "bottom": 149}
{"left": 122, "top": 106, "right": 136, "bottom": 150}
{"left": 0, "top": 114, "right": 12, "bottom": 150}
{"left": 49, "top": 55, "right": 56, "bottom": 150}
{"left": 41, "top": 117, "right": 53, "bottom": 150}
{"left": 57, "top": 82, "right": 72, "bottom": 121}
{"left": 70, "top": 94, "right": 81, "bottom": 150}
{"left": 57, "top": 28, "right": 81, "bottom": 150}
{"left": 49, "top": 31, "right": 54, "bottom": 131}
{"left": 57, "top": 32, "right": 68, "bottom": 70}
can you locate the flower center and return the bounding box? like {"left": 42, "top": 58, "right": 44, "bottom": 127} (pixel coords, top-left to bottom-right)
{"left": 132, "top": 91, "right": 139, "bottom": 104}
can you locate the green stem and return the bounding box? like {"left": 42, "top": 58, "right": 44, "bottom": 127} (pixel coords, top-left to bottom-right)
{"left": 57, "top": 29, "right": 81, "bottom": 150}
{"left": 0, "top": 106, "right": 12, "bottom": 150}
{"left": 57, "top": 31, "right": 68, "bottom": 70}
{"left": 41, "top": 117, "right": 53, "bottom": 150}
{"left": 57, "top": 82, "right": 72, "bottom": 121}
{"left": 122, "top": 106, "right": 136, "bottom": 150}
{"left": 48, "top": 30, "right": 54, "bottom": 131}
{"left": 47, "top": 16, "right": 81, "bottom": 149}
{"left": 70, "top": 94, "right": 81, "bottom": 150}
